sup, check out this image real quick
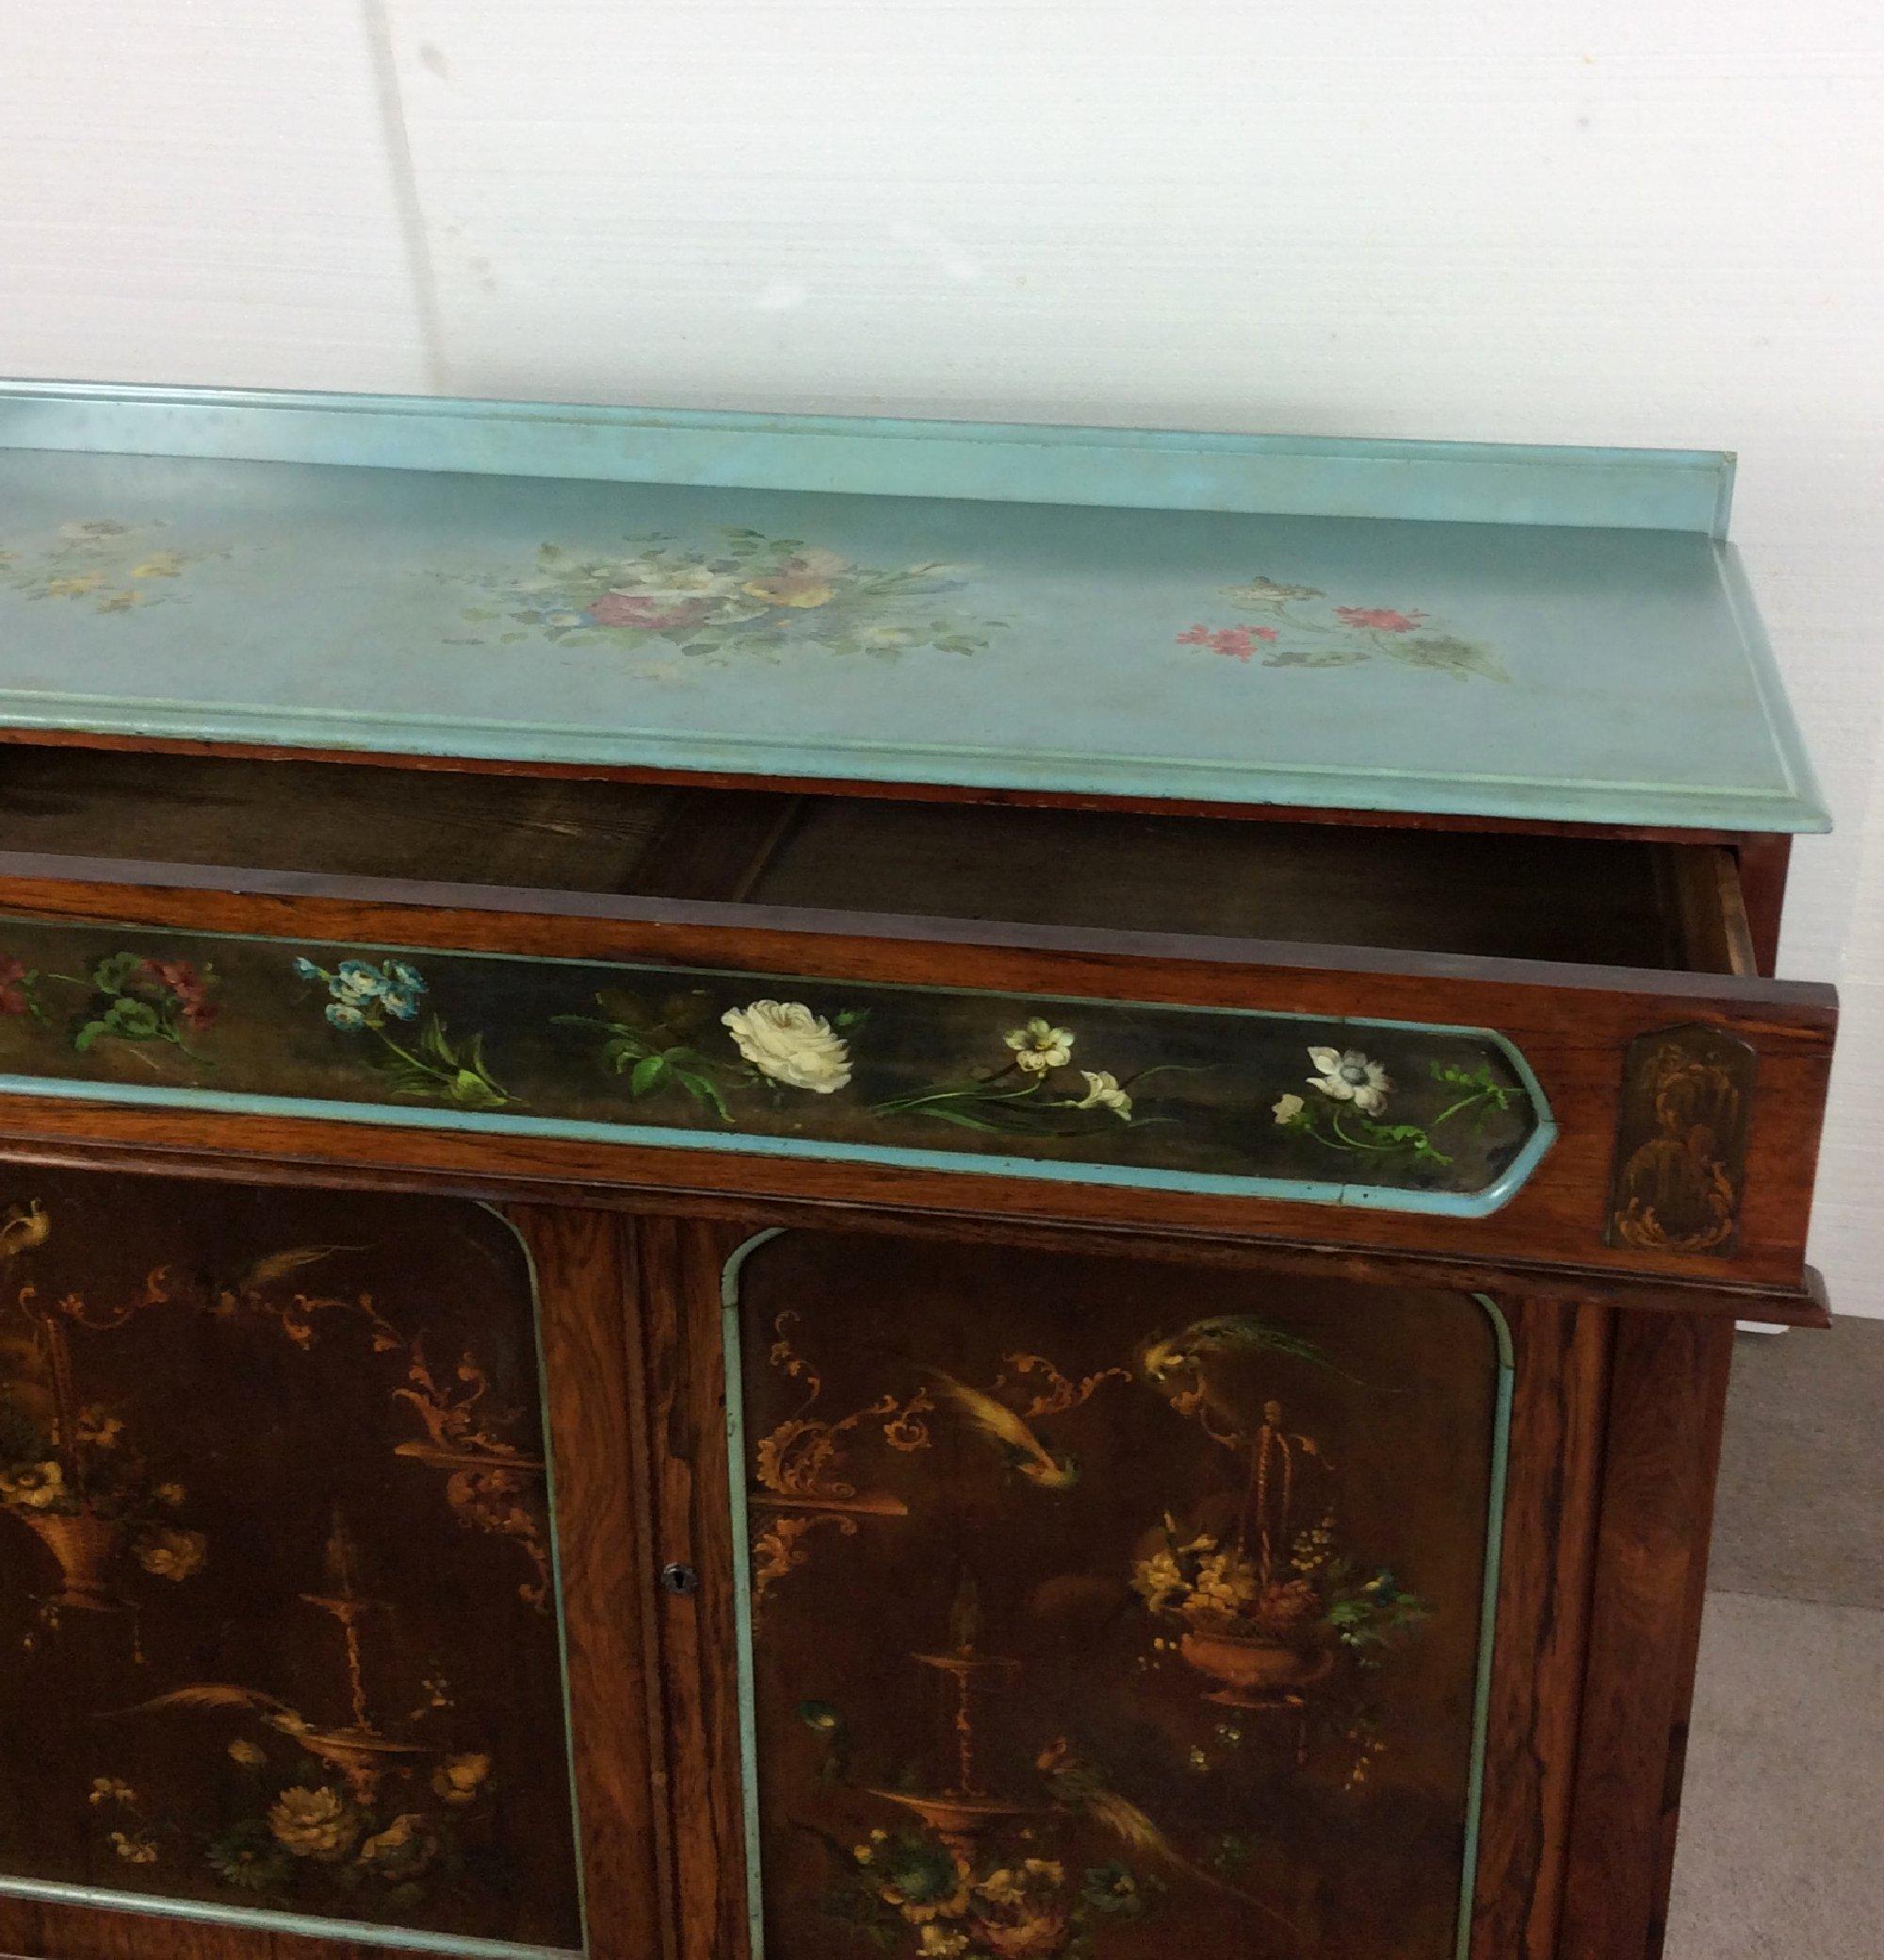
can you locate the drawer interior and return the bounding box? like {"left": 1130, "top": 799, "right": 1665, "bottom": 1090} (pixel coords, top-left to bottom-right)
{"left": 0, "top": 745, "right": 1755, "bottom": 976}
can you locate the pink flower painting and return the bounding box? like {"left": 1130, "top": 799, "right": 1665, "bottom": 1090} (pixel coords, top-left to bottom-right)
{"left": 1175, "top": 575, "right": 1504, "bottom": 682}
{"left": 0, "top": 957, "right": 32, "bottom": 1016}
{"left": 1176, "top": 624, "right": 1278, "bottom": 662}
{"left": 586, "top": 592, "right": 710, "bottom": 632}
{"left": 1333, "top": 607, "right": 1424, "bottom": 633}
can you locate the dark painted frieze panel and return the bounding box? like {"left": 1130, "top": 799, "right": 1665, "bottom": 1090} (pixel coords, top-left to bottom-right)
{"left": 0, "top": 918, "right": 1552, "bottom": 1217}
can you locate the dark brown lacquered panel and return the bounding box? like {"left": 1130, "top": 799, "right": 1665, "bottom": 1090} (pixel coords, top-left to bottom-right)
{"left": 727, "top": 1232, "right": 1507, "bottom": 1960}
{"left": 0, "top": 1171, "right": 581, "bottom": 1952}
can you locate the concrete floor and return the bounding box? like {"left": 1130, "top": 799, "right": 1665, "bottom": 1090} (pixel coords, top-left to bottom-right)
{"left": 1664, "top": 1316, "right": 1884, "bottom": 1960}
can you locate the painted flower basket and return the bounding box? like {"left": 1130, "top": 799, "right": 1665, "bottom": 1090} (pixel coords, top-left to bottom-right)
{"left": 16, "top": 1504, "right": 126, "bottom": 1612}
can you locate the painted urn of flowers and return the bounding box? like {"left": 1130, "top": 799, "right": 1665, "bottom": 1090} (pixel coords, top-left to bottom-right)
{"left": 1184, "top": 1566, "right": 1339, "bottom": 1703}
{"left": 1178, "top": 1623, "right": 1336, "bottom": 1705}
{"left": 1135, "top": 1530, "right": 1336, "bottom": 1708}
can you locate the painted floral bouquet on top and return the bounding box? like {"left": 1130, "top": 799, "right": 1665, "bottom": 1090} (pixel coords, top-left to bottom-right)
{"left": 447, "top": 527, "right": 1003, "bottom": 665}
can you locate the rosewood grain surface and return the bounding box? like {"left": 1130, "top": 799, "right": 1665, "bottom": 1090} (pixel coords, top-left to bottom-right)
{"left": 0, "top": 1182, "right": 685, "bottom": 1960}
{"left": 1556, "top": 1312, "right": 1735, "bottom": 1960}
{"left": 503, "top": 1203, "right": 668, "bottom": 1960}
{"left": 633, "top": 1216, "right": 752, "bottom": 1960}
{"left": 1732, "top": 836, "right": 1791, "bottom": 978}
{"left": 1468, "top": 1300, "right": 1610, "bottom": 1960}
{"left": 722, "top": 1231, "right": 1506, "bottom": 1960}
{"left": 0, "top": 1175, "right": 582, "bottom": 1956}
{"left": 0, "top": 1097, "right": 1831, "bottom": 1325}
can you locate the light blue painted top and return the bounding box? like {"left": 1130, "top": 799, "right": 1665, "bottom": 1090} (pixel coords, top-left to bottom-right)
{"left": 0, "top": 381, "right": 1827, "bottom": 833}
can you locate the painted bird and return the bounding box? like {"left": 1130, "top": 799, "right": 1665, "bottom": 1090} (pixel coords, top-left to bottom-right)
{"left": 797, "top": 1699, "right": 852, "bottom": 1783}
{"left": 924, "top": 1370, "right": 1080, "bottom": 1490}
{"left": 113, "top": 1682, "right": 311, "bottom": 1732}
{"left": 0, "top": 1199, "right": 51, "bottom": 1262}
{"left": 1143, "top": 1315, "right": 1363, "bottom": 1392}
{"left": 207, "top": 1245, "right": 364, "bottom": 1316}
{"left": 1036, "top": 1736, "right": 1302, "bottom": 1945}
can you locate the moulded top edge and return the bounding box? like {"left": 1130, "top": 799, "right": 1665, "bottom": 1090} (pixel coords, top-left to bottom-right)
{"left": 0, "top": 379, "right": 1736, "bottom": 536}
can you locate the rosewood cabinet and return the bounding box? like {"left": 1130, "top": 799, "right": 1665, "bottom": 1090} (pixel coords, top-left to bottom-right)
{"left": 0, "top": 384, "right": 1837, "bottom": 1960}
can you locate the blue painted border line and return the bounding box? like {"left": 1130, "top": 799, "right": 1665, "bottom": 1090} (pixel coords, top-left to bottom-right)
{"left": 0, "top": 1876, "right": 579, "bottom": 1960}
{"left": 0, "top": 1066, "right": 1555, "bottom": 1223}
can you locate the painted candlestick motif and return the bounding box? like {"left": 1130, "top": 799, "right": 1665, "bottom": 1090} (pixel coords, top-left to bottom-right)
{"left": 98, "top": 1513, "right": 500, "bottom": 1909}
{"left": 866, "top": 1570, "right": 1035, "bottom": 1863}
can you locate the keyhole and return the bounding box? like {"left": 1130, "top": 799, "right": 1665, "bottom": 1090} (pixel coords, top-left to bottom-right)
{"left": 660, "top": 1562, "right": 700, "bottom": 1596}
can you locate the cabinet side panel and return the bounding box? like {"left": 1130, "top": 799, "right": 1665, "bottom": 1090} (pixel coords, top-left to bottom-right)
{"left": 1558, "top": 1312, "right": 1733, "bottom": 1959}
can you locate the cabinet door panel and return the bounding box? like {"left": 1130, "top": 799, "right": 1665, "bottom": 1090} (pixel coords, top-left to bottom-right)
{"left": 722, "top": 1233, "right": 1510, "bottom": 1960}
{"left": 0, "top": 1170, "right": 586, "bottom": 1957}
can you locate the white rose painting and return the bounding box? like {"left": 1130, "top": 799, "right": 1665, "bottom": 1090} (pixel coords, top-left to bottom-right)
{"left": 722, "top": 1001, "right": 854, "bottom": 1094}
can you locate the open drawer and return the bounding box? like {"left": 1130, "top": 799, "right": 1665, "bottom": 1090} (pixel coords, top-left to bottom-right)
{"left": 0, "top": 745, "right": 1835, "bottom": 1304}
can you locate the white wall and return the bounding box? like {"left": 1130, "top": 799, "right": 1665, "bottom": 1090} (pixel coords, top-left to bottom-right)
{"left": 4, "top": 2, "right": 1880, "bottom": 1310}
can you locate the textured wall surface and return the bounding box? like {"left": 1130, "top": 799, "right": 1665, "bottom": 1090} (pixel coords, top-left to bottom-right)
{"left": 3, "top": 3, "right": 1878, "bottom": 1307}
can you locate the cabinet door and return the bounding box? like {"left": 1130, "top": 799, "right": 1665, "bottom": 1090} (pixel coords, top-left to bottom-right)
{"left": 0, "top": 1168, "right": 658, "bottom": 1960}
{"left": 709, "top": 1230, "right": 1512, "bottom": 1960}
